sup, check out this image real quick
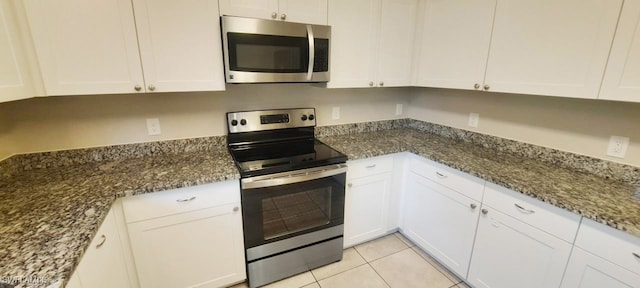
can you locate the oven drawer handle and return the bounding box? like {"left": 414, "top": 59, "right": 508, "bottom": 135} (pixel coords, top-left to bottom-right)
{"left": 241, "top": 165, "right": 347, "bottom": 189}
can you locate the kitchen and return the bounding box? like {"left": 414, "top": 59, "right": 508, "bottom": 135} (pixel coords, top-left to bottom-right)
{"left": 1, "top": 0, "right": 640, "bottom": 288}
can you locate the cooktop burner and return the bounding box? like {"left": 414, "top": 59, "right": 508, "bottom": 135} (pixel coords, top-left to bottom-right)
{"left": 226, "top": 108, "right": 347, "bottom": 177}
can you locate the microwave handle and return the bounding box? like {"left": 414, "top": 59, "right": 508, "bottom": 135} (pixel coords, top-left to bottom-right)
{"left": 306, "top": 25, "right": 315, "bottom": 81}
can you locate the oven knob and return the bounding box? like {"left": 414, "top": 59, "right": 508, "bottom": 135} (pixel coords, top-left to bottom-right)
{"left": 308, "top": 114, "right": 315, "bottom": 120}
{"left": 240, "top": 119, "right": 247, "bottom": 126}
{"left": 231, "top": 119, "right": 238, "bottom": 126}
{"left": 301, "top": 115, "right": 308, "bottom": 121}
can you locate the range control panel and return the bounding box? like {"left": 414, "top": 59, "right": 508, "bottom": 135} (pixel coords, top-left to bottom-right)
{"left": 227, "top": 108, "right": 316, "bottom": 134}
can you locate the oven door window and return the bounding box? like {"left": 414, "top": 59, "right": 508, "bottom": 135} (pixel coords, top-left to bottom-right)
{"left": 227, "top": 33, "right": 309, "bottom": 73}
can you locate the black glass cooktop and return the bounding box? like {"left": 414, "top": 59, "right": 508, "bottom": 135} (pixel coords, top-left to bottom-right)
{"left": 229, "top": 138, "right": 347, "bottom": 177}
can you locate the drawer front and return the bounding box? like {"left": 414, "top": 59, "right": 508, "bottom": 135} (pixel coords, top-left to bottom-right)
{"left": 483, "top": 182, "right": 580, "bottom": 242}
{"left": 575, "top": 218, "right": 640, "bottom": 275}
{"left": 408, "top": 156, "right": 485, "bottom": 201}
{"left": 347, "top": 155, "right": 394, "bottom": 179}
{"left": 122, "top": 180, "right": 240, "bottom": 223}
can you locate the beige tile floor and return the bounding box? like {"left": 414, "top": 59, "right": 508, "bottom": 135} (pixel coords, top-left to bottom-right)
{"left": 231, "top": 232, "right": 471, "bottom": 288}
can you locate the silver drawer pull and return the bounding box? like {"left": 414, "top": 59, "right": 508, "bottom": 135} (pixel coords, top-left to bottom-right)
{"left": 177, "top": 196, "right": 196, "bottom": 202}
{"left": 96, "top": 235, "right": 106, "bottom": 248}
{"left": 514, "top": 203, "right": 535, "bottom": 214}
{"left": 233, "top": 206, "right": 239, "bottom": 212}
{"left": 365, "top": 164, "right": 377, "bottom": 168}
{"left": 633, "top": 252, "right": 640, "bottom": 260}
{"left": 435, "top": 172, "right": 447, "bottom": 178}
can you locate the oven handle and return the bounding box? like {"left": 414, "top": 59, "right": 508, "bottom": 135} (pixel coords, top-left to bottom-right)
{"left": 241, "top": 164, "right": 347, "bottom": 189}
{"left": 306, "top": 24, "right": 315, "bottom": 81}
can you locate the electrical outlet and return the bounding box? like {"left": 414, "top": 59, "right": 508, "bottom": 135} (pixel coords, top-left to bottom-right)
{"left": 146, "top": 118, "right": 161, "bottom": 135}
{"left": 332, "top": 107, "right": 340, "bottom": 120}
{"left": 606, "top": 136, "right": 629, "bottom": 158}
{"left": 396, "top": 104, "right": 403, "bottom": 116}
{"left": 468, "top": 113, "right": 479, "bottom": 128}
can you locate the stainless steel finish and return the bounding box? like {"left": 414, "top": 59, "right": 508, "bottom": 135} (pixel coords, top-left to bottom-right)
{"left": 481, "top": 208, "right": 489, "bottom": 215}
{"left": 365, "top": 164, "right": 376, "bottom": 168}
{"left": 306, "top": 25, "right": 315, "bottom": 81}
{"left": 271, "top": 12, "right": 277, "bottom": 19}
{"left": 514, "top": 203, "right": 535, "bottom": 214}
{"left": 148, "top": 84, "right": 156, "bottom": 91}
{"left": 134, "top": 85, "right": 142, "bottom": 91}
{"left": 221, "top": 16, "right": 331, "bottom": 83}
{"left": 241, "top": 164, "right": 347, "bottom": 189}
{"left": 96, "top": 235, "right": 106, "bottom": 248}
{"left": 247, "top": 237, "right": 343, "bottom": 288}
{"left": 435, "top": 172, "right": 447, "bottom": 178}
{"left": 633, "top": 252, "right": 640, "bottom": 259}
{"left": 470, "top": 203, "right": 477, "bottom": 209}
{"left": 474, "top": 83, "right": 480, "bottom": 89}
{"left": 227, "top": 108, "right": 316, "bottom": 134}
{"left": 379, "top": 82, "right": 384, "bottom": 87}
{"left": 369, "top": 82, "right": 374, "bottom": 87}
{"left": 484, "top": 84, "right": 490, "bottom": 91}
{"left": 233, "top": 206, "right": 239, "bottom": 212}
{"left": 176, "top": 196, "right": 196, "bottom": 202}
{"left": 246, "top": 225, "right": 343, "bottom": 261}
{"left": 280, "top": 13, "right": 287, "bottom": 20}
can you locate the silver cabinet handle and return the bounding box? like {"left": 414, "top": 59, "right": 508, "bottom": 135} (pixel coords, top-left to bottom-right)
{"left": 633, "top": 252, "right": 640, "bottom": 260}
{"left": 474, "top": 83, "right": 480, "bottom": 90}
{"left": 369, "top": 82, "right": 374, "bottom": 87}
{"left": 514, "top": 203, "right": 535, "bottom": 214}
{"left": 483, "top": 84, "right": 490, "bottom": 91}
{"left": 233, "top": 206, "right": 239, "bottom": 212}
{"left": 365, "top": 164, "right": 377, "bottom": 168}
{"left": 271, "top": 12, "right": 277, "bottom": 19}
{"left": 379, "top": 82, "right": 384, "bottom": 87}
{"left": 435, "top": 172, "right": 447, "bottom": 178}
{"left": 134, "top": 85, "right": 142, "bottom": 91}
{"left": 470, "top": 203, "right": 477, "bottom": 209}
{"left": 177, "top": 196, "right": 196, "bottom": 202}
{"left": 96, "top": 235, "right": 106, "bottom": 248}
{"left": 148, "top": 84, "right": 156, "bottom": 91}
{"left": 347, "top": 183, "right": 352, "bottom": 188}
{"left": 481, "top": 208, "right": 488, "bottom": 215}
{"left": 280, "top": 13, "right": 286, "bottom": 20}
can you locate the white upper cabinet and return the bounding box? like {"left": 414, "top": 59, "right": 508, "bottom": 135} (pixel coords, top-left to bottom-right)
{"left": 599, "top": 0, "right": 640, "bottom": 103}
{"left": 0, "top": 0, "right": 39, "bottom": 102}
{"left": 219, "top": 0, "right": 327, "bottom": 25}
{"left": 24, "top": 0, "right": 225, "bottom": 96}
{"left": 24, "top": 0, "right": 145, "bottom": 96}
{"left": 132, "top": 0, "right": 225, "bottom": 92}
{"left": 327, "top": 0, "right": 417, "bottom": 88}
{"left": 484, "top": 0, "right": 622, "bottom": 99}
{"left": 413, "top": 0, "right": 496, "bottom": 90}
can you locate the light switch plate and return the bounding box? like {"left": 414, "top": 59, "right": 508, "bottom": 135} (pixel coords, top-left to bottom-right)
{"left": 468, "top": 113, "right": 479, "bottom": 128}
{"left": 146, "top": 118, "right": 161, "bottom": 135}
{"left": 606, "top": 136, "right": 629, "bottom": 158}
{"left": 332, "top": 107, "right": 340, "bottom": 120}
{"left": 396, "top": 104, "right": 403, "bottom": 116}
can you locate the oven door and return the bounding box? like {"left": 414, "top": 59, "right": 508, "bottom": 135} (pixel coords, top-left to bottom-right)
{"left": 240, "top": 164, "right": 346, "bottom": 250}
{"left": 221, "top": 16, "right": 330, "bottom": 83}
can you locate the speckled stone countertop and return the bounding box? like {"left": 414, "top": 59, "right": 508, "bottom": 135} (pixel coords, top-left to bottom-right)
{"left": 318, "top": 128, "right": 640, "bottom": 237}
{"left": 0, "top": 147, "right": 239, "bottom": 288}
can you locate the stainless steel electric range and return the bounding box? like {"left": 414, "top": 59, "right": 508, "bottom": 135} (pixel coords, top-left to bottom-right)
{"left": 226, "top": 108, "right": 348, "bottom": 288}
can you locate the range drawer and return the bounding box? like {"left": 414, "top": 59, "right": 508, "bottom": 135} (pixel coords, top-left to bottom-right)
{"left": 408, "top": 156, "right": 485, "bottom": 201}
{"left": 483, "top": 182, "right": 580, "bottom": 243}
{"left": 122, "top": 180, "right": 240, "bottom": 223}
{"left": 575, "top": 218, "right": 640, "bottom": 275}
{"left": 347, "top": 155, "right": 394, "bottom": 179}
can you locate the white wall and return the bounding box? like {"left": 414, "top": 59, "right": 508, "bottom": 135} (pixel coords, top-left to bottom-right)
{"left": 0, "top": 85, "right": 409, "bottom": 156}
{"left": 408, "top": 88, "right": 640, "bottom": 167}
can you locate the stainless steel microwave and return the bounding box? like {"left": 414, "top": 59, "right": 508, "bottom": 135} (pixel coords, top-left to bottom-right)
{"left": 221, "top": 16, "right": 330, "bottom": 83}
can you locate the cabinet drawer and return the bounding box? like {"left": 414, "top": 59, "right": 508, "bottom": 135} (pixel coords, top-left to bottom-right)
{"left": 347, "top": 155, "right": 394, "bottom": 179}
{"left": 408, "top": 156, "right": 485, "bottom": 201}
{"left": 483, "top": 182, "right": 580, "bottom": 243}
{"left": 122, "top": 180, "right": 240, "bottom": 223}
{"left": 575, "top": 218, "right": 640, "bottom": 275}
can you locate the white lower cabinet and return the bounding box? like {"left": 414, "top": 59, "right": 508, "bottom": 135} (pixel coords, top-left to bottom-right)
{"left": 561, "top": 247, "right": 640, "bottom": 288}
{"left": 123, "top": 181, "right": 245, "bottom": 288}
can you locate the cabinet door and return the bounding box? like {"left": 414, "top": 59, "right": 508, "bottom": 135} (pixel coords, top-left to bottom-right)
{"left": 344, "top": 172, "right": 392, "bottom": 248}
{"left": 128, "top": 204, "right": 245, "bottom": 288}
{"left": 413, "top": 0, "right": 496, "bottom": 90}
{"left": 468, "top": 206, "right": 572, "bottom": 288}
{"left": 24, "top": 0, "right": 145, "bottom": 96}
{"left": 278, "top": 0, "right": 327, "bottom": 25}
{"left": 560, "top": 247, "right": 640, "bottom": 288}
{"left": 132, "top": 0, "right": 225, "bottom": 93}
{"left": 326, "top": 0, "right": 379, "bottom": 88}
{"left": 402, "top": 171, "right": 480, "bottom": 278}
{"left": 65, "top": 271, "right": 83, "bottom": 288}
{"left": 75, "top": 209, "right": 132, "bottom": 288}
{"left": 219, "top": 0, "right": 279, "bottom": 21}
{"left": 0, "top": 0, "right": 35, "bottom": 102}
{"left": 484, "top": 0, "right": 621, "bottom": 99}
{"left": 376, "top": 0, "right": 417, "bottom": 87}
{"left": 600, "top": 0, "right": 640, "bottom": 102}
